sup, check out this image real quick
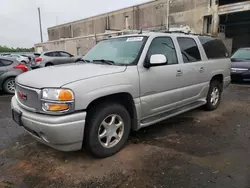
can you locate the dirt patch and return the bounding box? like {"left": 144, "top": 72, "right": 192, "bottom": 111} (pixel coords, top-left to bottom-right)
{"left": 1, "top": 84, "right": 250, "bottom": 188}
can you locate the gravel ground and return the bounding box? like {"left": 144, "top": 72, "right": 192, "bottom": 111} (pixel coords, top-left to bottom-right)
{"left": 0, "top": 84, "right": 250, "bottom": 188}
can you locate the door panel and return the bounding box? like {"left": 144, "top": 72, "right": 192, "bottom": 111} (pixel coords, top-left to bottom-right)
{"left": 176, "top": 37, "right": 208, "bottom": 105}
{"left": 139, "top": 37, "right": 183, "bottom": 118}
{"left": 0, "top": 61, "right": 7, "bottom": 86}
{"left": 51, "top": 52, "right": 63, "bottom": 65}
{"left": 59, "top": 52, "right": 72, "bottom": 64}
{"left": 139, "top": 65, "right": 183, "bottom": 118}
{"left": 179, "top": 63, "right": 208, "bottom": 104}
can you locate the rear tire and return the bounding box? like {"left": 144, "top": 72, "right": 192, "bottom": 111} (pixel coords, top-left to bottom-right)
{"left": 205, "top": 80, "right": 222, "bottom": 111}
{"left": 21, "top": 60, "right": 26, "bottom": 65}
{"left": 84, "top": 102, "right": 131, "bottom": 158}
{"left": 3, "top": 78, "right": 16, "bottom": 94}
{"left": 45, "top": 63, "right": 53, "bottom": 67}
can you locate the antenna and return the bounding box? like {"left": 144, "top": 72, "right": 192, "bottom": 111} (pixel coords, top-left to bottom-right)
{"left": 138, "top": 28, "right": 143, "bottom": 34}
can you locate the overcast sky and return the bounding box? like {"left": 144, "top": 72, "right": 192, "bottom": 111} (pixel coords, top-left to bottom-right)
{"left": 0, "top": 0, "right": 150, "bottom": 48}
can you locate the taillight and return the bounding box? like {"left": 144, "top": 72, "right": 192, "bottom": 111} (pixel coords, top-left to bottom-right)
{"left": 35, "top": 57, "right": 42, "bottom": 62}
{"left": 13, "top": 64, "right": 28, "bottom": 72}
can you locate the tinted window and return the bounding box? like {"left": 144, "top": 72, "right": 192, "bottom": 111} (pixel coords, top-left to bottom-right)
{"left": 60, "top": 52, "right": 71, "bottom": 57}
{"left": 0, "top": 59, "right": 13, "bottom": 66}
{"left": 177, "top": 37, "right": 201, "bottom": 63}
{"left": 0, "top": 61, "right": 4, "bottom": 67}
{"left": 231, "top": 49, "right": 250, "bottom": 60}
{"left": 44, "top": 52, "right": 54, "bottom": 57}
{"left": 147, "top": 37, "right": 178, "bottom": 65}
{"left": 199, "top": 36, "right": 229, "bottom": 59}
{"left": 54, "top": 52, "right": 61, "bottom": 57}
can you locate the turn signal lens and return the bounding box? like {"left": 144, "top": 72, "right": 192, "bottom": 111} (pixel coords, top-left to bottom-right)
{"left": 43, "top": 103, "right": 69, "bottom": 111}
{"left": 58, "top": 90, "right": 73, "bottom": 101}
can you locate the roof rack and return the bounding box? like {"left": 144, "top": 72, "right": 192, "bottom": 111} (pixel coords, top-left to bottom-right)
{"left": 147, "top": 28, "right": 214, "bottom": 37}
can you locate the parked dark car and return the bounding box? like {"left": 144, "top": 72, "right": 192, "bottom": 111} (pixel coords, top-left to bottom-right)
{"left": 231, "top": 48, "right": 250, "bottom": 81}
{"left": 0, "top": 57, "right": 28, "bottom": 94}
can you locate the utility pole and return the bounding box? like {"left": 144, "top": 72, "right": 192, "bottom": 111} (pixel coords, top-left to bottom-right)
{"left": 166, "top": 0, "right": 170, "bottom": 31}
{"left": 38, "top": 7, "right": 43, "bottom": 43}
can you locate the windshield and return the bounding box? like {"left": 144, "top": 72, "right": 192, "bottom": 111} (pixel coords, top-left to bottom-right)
{"left": 83, "top": 36, "right": 147, "bottom": 65}
{"left": 232, "top": 49, "right": 250, "bottom": 60}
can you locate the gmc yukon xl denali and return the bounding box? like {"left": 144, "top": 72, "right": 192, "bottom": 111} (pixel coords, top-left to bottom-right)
{"left": 11, "top": 32, "right": 231, "bottom": 158}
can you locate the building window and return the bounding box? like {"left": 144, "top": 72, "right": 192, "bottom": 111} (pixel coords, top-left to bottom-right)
{"left": 125, "top": 16, "right": 129, "bottom": 30}
{"left": 203, "top": 15, "right": 212, "bottom": 34}
{"left": 106, "top": 16, "right": 110, "bottom": 30}
{"left": 77, "top": 47, "right": 82, "bottom": 56}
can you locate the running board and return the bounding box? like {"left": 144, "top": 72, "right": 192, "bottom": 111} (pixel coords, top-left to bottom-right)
{"left": 140, "top": 100, "right": 206, "bottom": 128}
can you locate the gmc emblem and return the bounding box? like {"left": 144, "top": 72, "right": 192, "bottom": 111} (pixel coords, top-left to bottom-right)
{"left": 18, "top": 91, "right": 27, "bottom": 100}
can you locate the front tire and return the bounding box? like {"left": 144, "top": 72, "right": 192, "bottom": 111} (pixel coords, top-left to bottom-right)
{"left": 84, "top": 102, "right": 131, "bottom": 158}
{"left": 3, "top": 78, "right": 16, "bottom": 94}
{"left": 205, "top": 80, "right": 222, "bottom": 111}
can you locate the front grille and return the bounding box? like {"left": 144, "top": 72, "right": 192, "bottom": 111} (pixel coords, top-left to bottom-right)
{"left": 16, "top": 83, "right": 41, "bottom": 110}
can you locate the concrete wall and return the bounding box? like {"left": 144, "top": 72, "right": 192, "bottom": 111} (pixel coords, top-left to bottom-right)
{"left": 47, "top": 0, "right": 211, "bottom": 41}
{"left": 35, "top": 31, "right": 125, "bottom": 56}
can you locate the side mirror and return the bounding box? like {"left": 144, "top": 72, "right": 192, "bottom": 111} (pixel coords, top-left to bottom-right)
{"left": 144, "top": 54, "right": 168, "bottom": 68}
{"left": 150, "top": 54, "right": 167, "bottom": 65}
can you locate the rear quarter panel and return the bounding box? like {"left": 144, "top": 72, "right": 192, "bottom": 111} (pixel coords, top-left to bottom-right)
{"left": 204, "top": 58, "right": 231, "bottom": 83}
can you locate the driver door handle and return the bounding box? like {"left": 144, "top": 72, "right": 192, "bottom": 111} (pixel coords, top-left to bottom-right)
{"left": 176, "top": 70, "right": 183, "bottom": 77}
{"left": 200, "top": 67, "right": 205, "bottom": 73}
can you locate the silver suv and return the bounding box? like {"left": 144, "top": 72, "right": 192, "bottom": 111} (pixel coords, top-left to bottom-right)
{"left": 30, "top": 51, "right": 81, "bottom": 69}
{"left": 11, "top": 32, "right": 231, "bottom": 158}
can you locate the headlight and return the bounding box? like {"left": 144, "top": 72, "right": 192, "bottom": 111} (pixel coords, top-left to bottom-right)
{"left": 41, "top": 88, "right": 74, "bottom": 112}
{"left": 42, "top": 88, "right": 74, "bottom": 101}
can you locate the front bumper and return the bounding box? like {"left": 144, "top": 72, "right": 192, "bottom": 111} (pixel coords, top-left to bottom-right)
{"left": 231, "top": 72, "right": 250, "bottom": 81}
{"left": 11, "top": 96, "right": 86, "bottom": 151}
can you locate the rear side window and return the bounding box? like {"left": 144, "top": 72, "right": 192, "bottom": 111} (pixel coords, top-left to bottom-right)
{"left": 60, "top": 52, "right": 71, "bottom": 57}
{"left": 177, "top": 37, "right": 201, "bottom": 63}
{"left": 54, "top": 52, "right": 61, "bottom": 57}
{"left": 199, "top": 36, "right": 229, "bottom": 59}
{"left": 44, "top": 52, "right": 54, "bottom": 57}
{"left": 0, "top": 59, "right": 13, "bottom": 66}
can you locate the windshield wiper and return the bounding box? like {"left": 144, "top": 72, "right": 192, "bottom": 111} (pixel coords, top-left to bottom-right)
{"left": 80, "top": 59, "right": 90, "bottom": 63}
{"left": 92, "top": 59, "right": 115, "bottom": 65}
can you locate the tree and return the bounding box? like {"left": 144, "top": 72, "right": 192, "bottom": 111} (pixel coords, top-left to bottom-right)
{"left": 0, "top": 45, "right": 34, "bottom": 53}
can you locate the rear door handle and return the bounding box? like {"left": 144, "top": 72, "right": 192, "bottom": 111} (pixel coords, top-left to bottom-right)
{"left": 176, "top": 70, "right": 183, "bottom": 77}
{"left": 200, "top": 67, "right": 204, "bottom": 73}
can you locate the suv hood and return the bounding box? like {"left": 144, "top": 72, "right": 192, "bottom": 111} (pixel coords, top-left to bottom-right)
{"left": 231, "top": 60, "right": 250, "bottom": 69}
{"left": 16, "top": 63, "right": 127, "bottom": 89}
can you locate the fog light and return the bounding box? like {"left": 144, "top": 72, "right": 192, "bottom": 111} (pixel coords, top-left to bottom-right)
{"left": 42, "top": 102, "right": 69, "bottom": 111}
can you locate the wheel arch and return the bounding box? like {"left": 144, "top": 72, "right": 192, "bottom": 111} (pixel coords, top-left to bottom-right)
{"left": 210, "top": 74, "right": 223, "bottom": 90}
{"left": 86, "top": 92, "right": 139, "bottom": 131}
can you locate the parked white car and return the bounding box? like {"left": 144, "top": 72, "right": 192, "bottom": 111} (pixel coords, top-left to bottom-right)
{"left": 6, "top": 54, "right": 30, "bottom": 64}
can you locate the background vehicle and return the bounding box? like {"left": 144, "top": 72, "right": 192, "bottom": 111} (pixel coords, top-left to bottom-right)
{"left": 231, "top": 48, "right": 250, "bottom": 81}
{"left": 6, "top": 54, "right": 30, "bottom": 65}
{"left": 0, "top": 57, "right": 28, "bottom": 94}
{"left": 12, "top": 32, "right": 231, "bottom": 158}
{"left": 30, "top": 51, "right": 81, "bottom": 69}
